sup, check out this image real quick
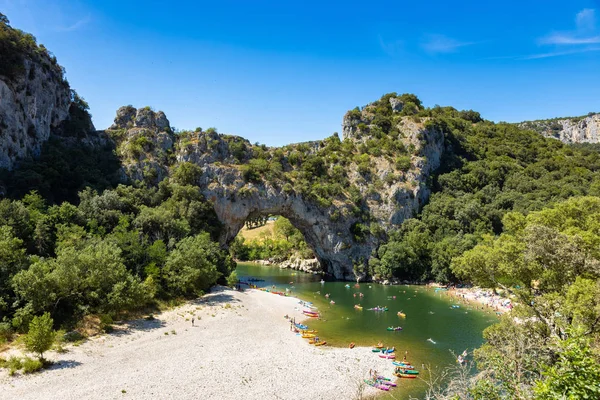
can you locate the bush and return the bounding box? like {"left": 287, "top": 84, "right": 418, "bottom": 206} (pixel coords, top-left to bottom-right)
{"left": 25, "top": 313, "right": 55, "bottom": 360}
{"left": 21, "top": 357, "right": 43, "bottom": 373}
{"left": 226, "top": 271, "right": 238, "bottom": 287}
{"left": 63, "top": 331, "right": 85, "bottom": 343}
{"left": 6, "top": 356, "right": 23, "bottom": 375}
{"left": 0, "top": 322, "right": 13, "bottom": 343}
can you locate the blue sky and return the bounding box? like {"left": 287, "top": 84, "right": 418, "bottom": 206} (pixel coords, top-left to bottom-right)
{"left": 2, "top": 0, "right": 600, "bottom": 146}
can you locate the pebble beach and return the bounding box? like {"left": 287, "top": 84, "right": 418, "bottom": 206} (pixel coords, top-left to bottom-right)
{"left": 1, "top": 287, "right": 396, "bottom": 400}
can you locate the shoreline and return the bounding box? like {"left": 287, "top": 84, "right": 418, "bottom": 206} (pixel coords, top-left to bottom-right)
{"left": 1, "top": 287, "right": 396, "bottom": 400}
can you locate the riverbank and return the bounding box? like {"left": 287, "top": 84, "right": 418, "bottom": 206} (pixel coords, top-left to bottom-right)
{"left": 1, "top": 287, "right": 395, "bottom": 400}
{"left": 434, "top": 285, "right": 513, "bottom": 314}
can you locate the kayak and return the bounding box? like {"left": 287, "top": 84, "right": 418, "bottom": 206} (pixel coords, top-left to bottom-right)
{"left": 314, "top": 341, "right": 327, "bottom": 346}
{"left": 397, "top": 369, "right": 419, "bottom": 375}
{"left": 394, "top": 372, "right": 417, "bottom": 379}
{"left": 295, "top": 323, "right": 308, "bottom": 330}
{"left": 373, "top": 344, "right": 384, "bottom": 349}
{"left": 301, "top": 329, "right": 318, "bottom": 334}
{"left": 354, "top": 305, "right": 363, "bottom": 310}
{"left": 378, "top": 378, "right": 397, "bottom": 387}
{"left": 392, "top": 361, "right": 413, "bottom": 368}
{"left": 384, "top": 347, "right": 396, "bottom": 353}
{"left": 379, "top": 354, "right": 396, "bottom": 359}
{"left": 368, "top": 307, "right": 389, "bottom": 311}
{"left": 364, "top": 380, "right": 389, "bottom": 391}
{"left": 387, "top": 327, "right": 403, "bottom": 331}
{"left": 302, "top": 334, "right": 316, "bottom": 338}
{"left": 397, "top": 312, "right": 406, "bottom": 318}
{"left": 371, "top": 348, "right": 381, "bottom": 352}
{"left": 349, "top": 342, "right": 355, "bottom": 349}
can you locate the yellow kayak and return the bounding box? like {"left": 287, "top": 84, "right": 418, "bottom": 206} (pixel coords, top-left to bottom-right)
{"left": 302, "top": 334, "right": 316, "bottom": 338}
{"left": 397, "top": 312, "right": 406, "bottom": 318}
{"left": 301, "top": 330, "right": 318, "bottom": 334}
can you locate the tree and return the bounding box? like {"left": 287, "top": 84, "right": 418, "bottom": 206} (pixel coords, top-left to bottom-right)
{"left": 0, "top": 226, "right": 28, "bottom": 313}
{"left": 25, "top": 312, "right": 55, "bottom": 360}
{"left": 163, "top": 233, "right": 222, "bottom": 296}
{"left": 274, "top": 217, "right": 297, "bottom": 241}
{"left": 171, "top": 162, "right": 202, "bottom": 186}
{"left": 534, "top": 334, "right": 600, "bottom": 399}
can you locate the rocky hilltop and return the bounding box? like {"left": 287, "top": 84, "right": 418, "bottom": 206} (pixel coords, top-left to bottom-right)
{"left": 519, "top": 113, "right": 600, "bottom": 144}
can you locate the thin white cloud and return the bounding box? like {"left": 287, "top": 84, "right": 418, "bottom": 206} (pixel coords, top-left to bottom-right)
{"left": 421, "top": 34, "right": 474, "bottom": 54}
{"left": 540, "top": 33, "right": 600, "bottom": 45}
{"left": 56, "top": 14, "right": 90, "bottom": 32}
{"left": 539, "top": 8, "right": 598, "bottom": 45}
{"left": 521, "top": 46, "right": 600, "bottom": 59}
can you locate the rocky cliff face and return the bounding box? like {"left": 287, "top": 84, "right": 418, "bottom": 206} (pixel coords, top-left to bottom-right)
{"left": 519, "top": 114, "right": 600, "bottom": 144}
{"left": 0, "top": 58, "right": 72, "bottom": 170}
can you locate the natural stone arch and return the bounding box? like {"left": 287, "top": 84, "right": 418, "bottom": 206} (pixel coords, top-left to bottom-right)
{"left": 203, "top": 186, "right": 370, "bottom": 280}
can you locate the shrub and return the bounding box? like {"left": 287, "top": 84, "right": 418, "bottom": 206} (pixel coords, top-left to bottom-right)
{"left": 25, "top": 312, "right": 55, "bottom": 360}
{"left": 63, "top": 331, "right": 85, "bottom": 343}
{"left": 226, "top": 271, "right": 238, "bottom": 287}
{"left": 0, "top": 322, "right": 13, "bottom": 343}
{"left": 7, "top": 356, "right": 23, "bottom": 375}
{"left": 22, "top": 357, "right": 43, "bottom": 374}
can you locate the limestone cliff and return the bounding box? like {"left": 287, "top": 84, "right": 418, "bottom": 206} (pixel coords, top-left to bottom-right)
{"left": 0, "top": 15, "right": 94, "bottom": 170}
{"left": 519, "top": 113, "right": 600, "bottom": 144}
{"left": 0, "top": 55, "right": 72, "bottom": 170}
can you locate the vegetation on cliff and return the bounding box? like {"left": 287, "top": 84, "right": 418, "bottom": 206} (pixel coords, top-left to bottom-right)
{"left": 0, "top": 12, "right": 66, "bottom": 84}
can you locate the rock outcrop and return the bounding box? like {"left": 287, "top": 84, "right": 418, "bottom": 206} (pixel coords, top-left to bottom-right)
{"left": 278, "top": 257, "right": 321, "bottom": 273}
{"left": 105, "top": 106, "right": 174, "bottom": 183}
{"left": 519, "top": 114, "right": 600, "bottom": 144}
{"left": 0, "top": 58, "right": 72, "bottom": 169}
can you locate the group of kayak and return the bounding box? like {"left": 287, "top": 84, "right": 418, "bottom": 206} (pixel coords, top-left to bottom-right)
{"left": 292, "top": 301, "right": 327, "bottom": 346}
{"left": 368, "top": 342, "right": 421, "bottom": 390}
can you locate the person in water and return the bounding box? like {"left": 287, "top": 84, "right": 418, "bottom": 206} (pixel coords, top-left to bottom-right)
{"left": 403, "top": 351, "right": 407, "bottom": 361}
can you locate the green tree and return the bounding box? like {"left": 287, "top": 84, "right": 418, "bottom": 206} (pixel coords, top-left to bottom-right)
{"left": 171, "top": 162, "right": 202, "bottom": 186}
{"left": 25, "top": 312, "right": 55, "bottom": 360}
{"left": 163, "top": 233, "right": 223, "bottom": 296}
{"left": 273, "top": 217, "right": 297, "bottom": 241}
{"left": 0, "top": 226, "right": 28, "bottom": 313}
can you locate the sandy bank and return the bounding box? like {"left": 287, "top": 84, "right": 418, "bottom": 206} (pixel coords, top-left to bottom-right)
{"left": 1, "top": 287, "right": 396, "bottom": 400}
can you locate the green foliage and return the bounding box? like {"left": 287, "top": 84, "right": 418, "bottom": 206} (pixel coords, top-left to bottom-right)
{"left": 171, "top": 162, "right": 202, "bottom": 186}
{"left": 534, "top": 334, "right": 600, "bottom": 399}
{"left": 226, "top": 271, "right": 238, "bottom": 288}
{"left": 21, "top": 357, "right": 43, "bottom": 373}
{"left": 0, "top": 137, "right": 122, "bottom": 204}
{"left": 25, "top": 312, "right": 55, "bottom": 359}
{"left": 163, "top": 233, "right": 228, "bottom": 296}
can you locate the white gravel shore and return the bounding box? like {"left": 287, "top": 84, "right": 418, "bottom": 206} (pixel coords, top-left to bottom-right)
{"left": 1, "top": 287, "right": 397, "bottom": 400}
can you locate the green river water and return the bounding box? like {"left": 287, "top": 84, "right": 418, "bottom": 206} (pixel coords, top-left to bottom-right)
{"left": 236, "top": 262, "right": 498, "bottom": 399}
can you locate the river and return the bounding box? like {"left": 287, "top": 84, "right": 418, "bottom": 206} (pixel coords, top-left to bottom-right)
{"left": 236, "top": 262, "right": 497, "bottom": 399}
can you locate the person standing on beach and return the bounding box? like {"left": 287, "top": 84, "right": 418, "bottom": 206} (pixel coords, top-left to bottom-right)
{"left": 191, "top": 317, "right": 195, "bottom": 326}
